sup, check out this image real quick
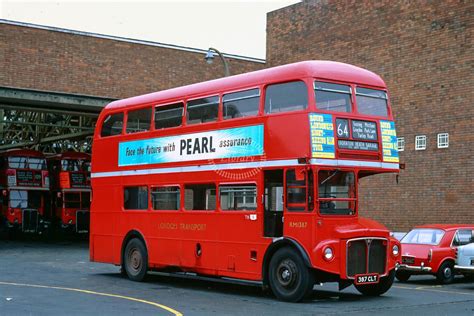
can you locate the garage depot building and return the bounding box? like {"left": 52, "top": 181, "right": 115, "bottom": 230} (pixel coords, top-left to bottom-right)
{"left": 1, "top": 0, "right": 472, "bottom": 231}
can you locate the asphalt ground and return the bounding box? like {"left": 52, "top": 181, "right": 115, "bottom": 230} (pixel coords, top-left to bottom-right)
{"left": 0, "top": 239, "right": 473, "bottom": 316}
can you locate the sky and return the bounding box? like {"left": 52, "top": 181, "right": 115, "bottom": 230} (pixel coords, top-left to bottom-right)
{"left": 0, "top": 0, "right": 300, "bottom": 59}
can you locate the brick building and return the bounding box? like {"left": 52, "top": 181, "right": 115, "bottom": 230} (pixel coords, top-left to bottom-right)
{"left": 267, "top": 0, "right": 473, "bottom": 230}
{"left": 0, "top": 20, "right": 264, "bottom": 99}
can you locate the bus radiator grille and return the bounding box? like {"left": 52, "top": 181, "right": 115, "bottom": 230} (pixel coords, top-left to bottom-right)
{"left": 347, "top": 238, "right": 387, "bottom": 277}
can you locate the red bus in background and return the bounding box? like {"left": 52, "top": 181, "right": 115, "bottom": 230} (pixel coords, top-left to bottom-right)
{"left": 48, "top": 152, "right": 91, "bottom": 233}
{"left": 0, "top": 149, "right": 50, "bottom": 233}
{"left": 90, "top": 61, "right": 402, "bottom": 302}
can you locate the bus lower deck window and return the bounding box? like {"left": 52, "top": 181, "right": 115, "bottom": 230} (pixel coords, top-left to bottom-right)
{"left": 220, "top": 184, "right": 257, "bottom": 211}
{"left": 184, "top": 184, "right": 216, "bottom": 210}
{"left": 124, "top": 186, "right": 148, "bottom": 210}
{"left": 318, "top": 170, "right": 355, "bottom": 215}
{"left": 152, "top": 186, "right": 180, "bottom": 210}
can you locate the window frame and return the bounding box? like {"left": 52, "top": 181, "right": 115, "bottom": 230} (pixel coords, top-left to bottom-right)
{"left": 123, "top": 185, "right": 149, "bottom": 211}
{"left": 186, "top": 95, "right": 220, "bottom": 125}
{"left": 354, "top": 86, "right": 389, "bottom": 117}
{"left": 317, "top": 168, "right": 357, "bottom": 216}
{"left": 415, "top": 135, "right": 427, "bottom": 150}
{"left": 154, "top": 101, "right": 185, "bottom": 130}
{"left": 437, "top": 133, "right": 449, "bottom": 149}
{"left": 397, "top": 137, "right": 405, "bottom": 152}
{"left": 184, "top": 183, "right": 217, "bottom": 211}
{"left": 219, "top": 183, "right": 258, "bottom": 212}
{"left": 151, "top": 185, "right": 181, "bottom": 211}
{"left": 222, "top": 87, "right": 261, "bottom": 120}
{"left": 314, "top": 80, "right": 353, "bottom": 114}
{"left": 100, "top": 112, "right": 124, "bottom": 138}
{"left": 264, "top": 80, "right": 309, "bottom": 115}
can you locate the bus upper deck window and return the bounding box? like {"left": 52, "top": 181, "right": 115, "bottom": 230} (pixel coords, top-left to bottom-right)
{"left": 155, "top": 103, "right": 183, "bottom": 129}
{"left": 186, "top": 96, "right": 219, "bottom": 124}
{"left": 126, "top": 108, "right": 152, "bottom": 134}
{"left": 314, "top": 81, "right": 352, "bottom": 113}
{"left": 264, "top": 81, "right": 308, "bottom": 114}
{"left": 355, "top": 87, "right": 388, "bottom": 117}
{"left": 100, "top": 113, "right": 124, "bottom": 137}
{"left": 223, "top": 88, "right": 260, "bottom": 119}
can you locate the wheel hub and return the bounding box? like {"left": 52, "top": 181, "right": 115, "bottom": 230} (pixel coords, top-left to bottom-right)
{"left": 129, "top": 248, "right": 142, "bottom": 272}
{"left": 277, "top": 259, "right": 298, "bottom": 288}
{"left": 443, "top": 267, "right": 452, "bottom": 278}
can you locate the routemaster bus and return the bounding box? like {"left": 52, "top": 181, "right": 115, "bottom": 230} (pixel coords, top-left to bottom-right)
{"left": 48, "top": 152, "right": 91, "bottom": 233}
{"left": 0, "top": 149, "right": 50, "bottom": 233}
{"left": 90, "top": 61, "right": 402, "bottom": 302}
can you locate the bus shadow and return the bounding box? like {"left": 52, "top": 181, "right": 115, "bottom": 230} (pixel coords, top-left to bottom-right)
{"left": 98, "top": 271, "right": 373, "bottom": 303}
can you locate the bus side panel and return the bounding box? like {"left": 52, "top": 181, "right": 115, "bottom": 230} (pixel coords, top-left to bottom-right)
{"left": 90, "top": 182, "right": 119, "bottom": 264}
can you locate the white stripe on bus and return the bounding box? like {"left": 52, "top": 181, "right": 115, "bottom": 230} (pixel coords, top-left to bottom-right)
{"left": 91, "top": 159, "right": 399, "bottom": 179}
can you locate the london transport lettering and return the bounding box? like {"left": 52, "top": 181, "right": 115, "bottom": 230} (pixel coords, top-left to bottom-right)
{"left": 380, "top": 121, "right": 399, "bottom": 163}
{"left": 309, "top": 113, "right": 335, "bottom": 158}
{"left": 118, "top": 125, "right": 264, "bottom": 166}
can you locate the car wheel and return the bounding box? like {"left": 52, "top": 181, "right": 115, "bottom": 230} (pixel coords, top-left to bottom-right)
{"left": 395, "top": 270, "right": 411, "bottom": 282}
{"left": 355, "top": 270, "right": 395, "bottom": 296}
{"left": 268, "top": 247, "right": 314, "bottom": 302}
{"left": 123, "top": 238, "right": 148, "bottom": 282}
{"left": 436, "top": 261, "right": 454, "bottom": 284}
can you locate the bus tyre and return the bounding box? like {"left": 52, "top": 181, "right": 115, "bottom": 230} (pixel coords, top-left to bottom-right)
{"left": 395, "top": 270, "right": 411, "bottom": 282}
{"left": 123, "top": 238, "right": 148, "bottom": 282}
{"left": 355, "top": 270, "right": 395, "bottom": 296}
{"left": 436, "top": 261, "right": 454, "bottom": 284}
{"left": 268, "top": 247, "right": 314, "bottom": 302}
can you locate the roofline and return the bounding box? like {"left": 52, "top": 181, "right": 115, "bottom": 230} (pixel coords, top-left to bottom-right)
{"left": 0, "top": 19, "right": 266, "bottom": 64}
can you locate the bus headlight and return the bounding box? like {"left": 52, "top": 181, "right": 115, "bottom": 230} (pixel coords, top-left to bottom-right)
{"left": 323, "top": 247, "right": 334, "bottom": 261}
{"left": 392, "top": 245, "right": 399, "bottom": 256}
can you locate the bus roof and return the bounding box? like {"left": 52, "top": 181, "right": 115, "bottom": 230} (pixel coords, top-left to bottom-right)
{"left": 104, "top": 60, "right": 386, "bottom": 111}
{"left": 0, "top": 149, "right": 45, "bottom": 158}
{"left": 47, "top": 151, "right": 91, "bottom": 161}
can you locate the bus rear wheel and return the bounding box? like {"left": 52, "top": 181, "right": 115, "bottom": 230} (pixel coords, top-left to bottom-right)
{"left": 355, "top": 270, "right": 395, "bottom": 296}
{"left": 123, "top": 238, "right": 148, "bottom": 282}
{"left": 268, "top": 247, "right": 314, "bottom": 302}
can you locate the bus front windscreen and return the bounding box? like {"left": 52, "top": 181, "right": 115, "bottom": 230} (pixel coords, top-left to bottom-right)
{"left": 318, "top": 170, "right": 355, "bottom": 215}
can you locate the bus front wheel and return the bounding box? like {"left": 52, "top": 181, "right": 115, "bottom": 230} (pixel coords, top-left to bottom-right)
{"left": 123, "top": 238, "right": 148, "bottom": 282}
{"left": 268, "top": 247, "right": 314, "bottom": 302}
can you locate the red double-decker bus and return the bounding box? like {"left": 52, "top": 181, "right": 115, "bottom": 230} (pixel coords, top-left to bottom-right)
{"left": 90, "top": 61, "right": 401, "bottom": 302}
{"left": 48, "top": 152, "right": 91, "bottom": 233}
{"left": 0, "top": 149, "right": 50, "bottom": 233}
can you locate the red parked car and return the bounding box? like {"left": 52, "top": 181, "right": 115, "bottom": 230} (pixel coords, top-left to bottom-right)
{"left": 396, "top": 224, "right": 474, "bottom": 284}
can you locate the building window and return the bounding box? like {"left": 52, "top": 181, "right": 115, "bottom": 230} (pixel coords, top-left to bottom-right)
{"left": 151, "top": 186, "right": 180, "bottom": 210}
{"left": 397, "top": 137, "right": 405, "bottom": 152}
{"left": 437, "top": 133, "right": 449, "bottom": 148}
{"left": 124, "top": 186, "right": 148, "bottom": 210}
{"left": 415, "top": 135, "right": 427, "bottom": 150}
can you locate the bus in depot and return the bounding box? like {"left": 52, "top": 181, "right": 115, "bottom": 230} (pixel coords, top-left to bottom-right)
{"left": 48, "top": 152, "right": 91, "bottom": 233}
{"left": 90, "top": 60, "right": 402, "bottom": 302}
{"left": 0, "top": 149, "right": 51, "bottom": 234}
